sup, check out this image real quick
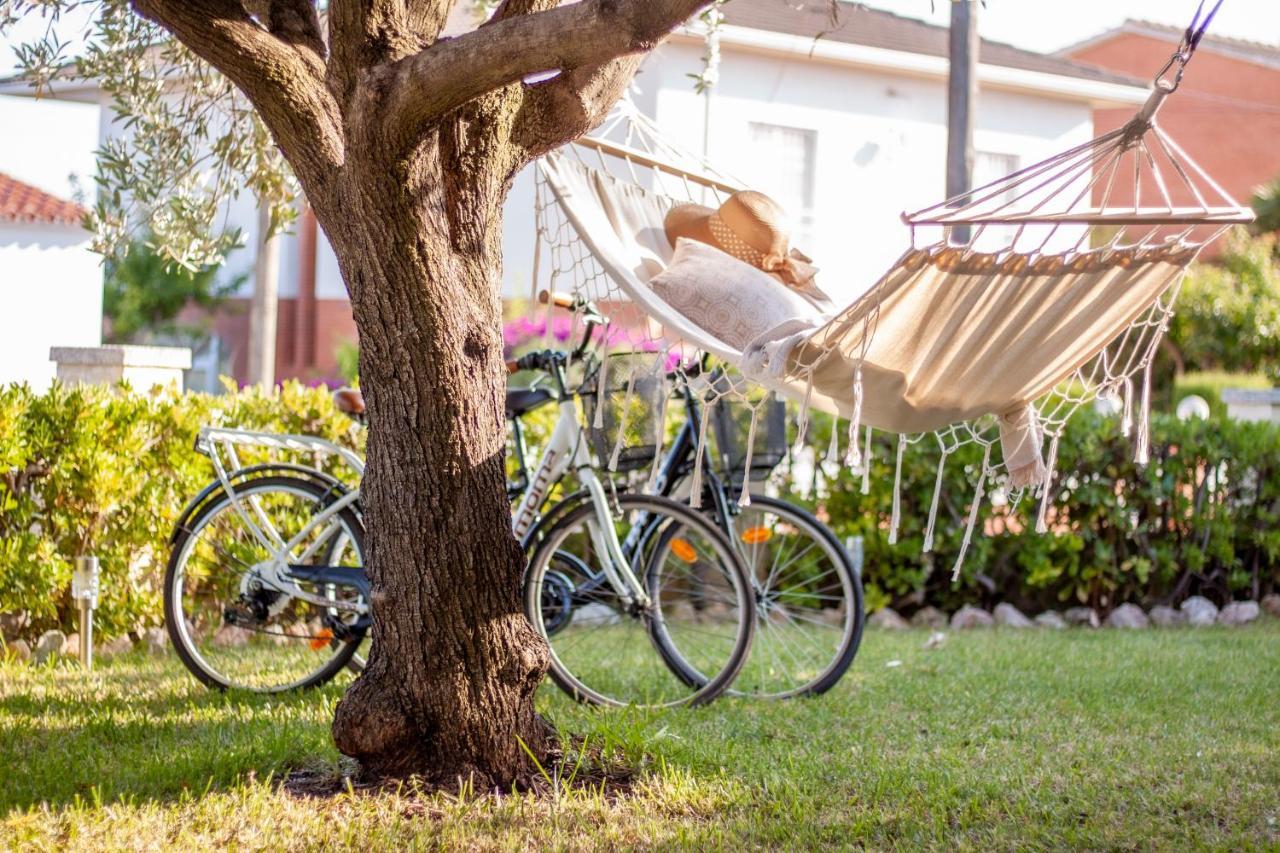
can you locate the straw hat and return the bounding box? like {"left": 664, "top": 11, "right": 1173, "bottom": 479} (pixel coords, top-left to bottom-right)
{"left": 664, "top": 191, "right": 818, "bottom": 289}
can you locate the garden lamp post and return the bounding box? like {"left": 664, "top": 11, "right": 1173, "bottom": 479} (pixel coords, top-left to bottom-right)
{"left": 71, "top": 556, "right": 100, "bottom": 670}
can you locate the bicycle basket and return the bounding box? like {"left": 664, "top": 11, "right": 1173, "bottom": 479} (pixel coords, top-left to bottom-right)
{"left": 710, "top": 391, "right": 788, "bottom": 487}
{"left": 580, "top": 352, "right": 668, "bottom": 472}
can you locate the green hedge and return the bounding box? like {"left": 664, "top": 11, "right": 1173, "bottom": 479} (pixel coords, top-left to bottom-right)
{"left": 3, "top": 383, "right": 1278, "bottom": 643}
{"left": 801, "top": 409, "right": 1280, "bottom": 615}
{"left": 0, "top": 381, "right": 362, "bottom": 642}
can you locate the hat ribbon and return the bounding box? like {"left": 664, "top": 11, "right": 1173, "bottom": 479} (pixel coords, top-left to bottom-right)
{"left": 708, "top": 213, "right": 819, "bottom": 287}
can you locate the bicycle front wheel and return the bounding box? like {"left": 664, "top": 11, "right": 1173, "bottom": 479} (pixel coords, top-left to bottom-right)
{"left": 165, "top": 475, "right": 368, "bottom": 692}
{"left": 723, "top": 494, "right": 864, "bottom": 698}
{"left": 523, "top": 493, "right": 755, "bottom": 708}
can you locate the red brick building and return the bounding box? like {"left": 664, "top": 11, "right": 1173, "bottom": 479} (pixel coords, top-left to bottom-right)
{"left": 1062, "top": 20, "right": 1280, "bottom": 252}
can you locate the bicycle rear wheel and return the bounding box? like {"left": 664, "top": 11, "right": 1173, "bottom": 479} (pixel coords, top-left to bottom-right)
{"left": 523, "top": 493, "right": 754, "bottom": 708}
{"left": 722, "top": 495, "right": 864, "bottom": 698}
{"left": 165, "top": 475, "right": 368, "bottom": 692}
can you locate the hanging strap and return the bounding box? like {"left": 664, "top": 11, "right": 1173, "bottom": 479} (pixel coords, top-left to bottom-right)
{"left": 1186, "top": 0, "right": 1225, "bottom": 55}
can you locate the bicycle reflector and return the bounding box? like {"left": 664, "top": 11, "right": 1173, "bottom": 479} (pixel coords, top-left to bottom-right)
{"left": 670, "top": 538, "right": 698, "bottom": 563}
{"left": 740, "top": 526, "right": 774, "bottom": 545}
{"left": 309, "top": 628, "right": 335, "bottom": 651}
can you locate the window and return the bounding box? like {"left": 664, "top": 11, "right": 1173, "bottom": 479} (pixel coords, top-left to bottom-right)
{"left": 973, "top": 151, "right": 1020, "bottom": 205}
{"left": 747, "top": 122, "right": 817, "bottom": 248}
{"left": 973, "top": 151, "right": 1021, "bottom": 249}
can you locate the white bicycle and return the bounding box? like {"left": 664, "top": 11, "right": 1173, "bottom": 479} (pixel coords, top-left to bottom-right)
{"left": 164, "top": 336, "right": 756, "bottom": 708}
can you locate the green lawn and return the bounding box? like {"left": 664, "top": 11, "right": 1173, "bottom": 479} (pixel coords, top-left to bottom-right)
{"left": 3, "top": 625, "right": 1279, "bottom": 850}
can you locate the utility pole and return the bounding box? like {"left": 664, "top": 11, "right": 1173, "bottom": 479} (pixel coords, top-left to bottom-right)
{"left": 247, "top": 203, "right": 280, "bottom": 387}
{"left": 946, "top": 0, "right": 979, "bottom": 244}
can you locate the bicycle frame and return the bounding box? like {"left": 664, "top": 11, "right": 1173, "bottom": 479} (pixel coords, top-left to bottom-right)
{"left": 197, "top": 427, "right": 371, "bottom": 612}
{"left": 511, "top": 396, "right": 652, "bottom": 608}
{"left": 193, "top": 373, "right": 655, "bottom": 619}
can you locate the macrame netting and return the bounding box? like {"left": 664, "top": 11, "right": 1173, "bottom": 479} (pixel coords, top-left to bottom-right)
{"left": 528, "top": 57, "right": 1251, "bottom": 577}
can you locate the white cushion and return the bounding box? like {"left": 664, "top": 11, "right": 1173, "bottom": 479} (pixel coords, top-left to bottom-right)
{"left": 649, "top": 238, "right": 822, "bottom": 352}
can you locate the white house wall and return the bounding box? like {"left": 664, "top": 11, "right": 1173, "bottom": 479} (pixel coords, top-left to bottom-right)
{"left": 498, "top": 42, "right": 1096, "bottom": 303}
{"left": 0, "top": 222, "right": 102, "bottom": 389}
{"left": 0, "top": 94, "right": 99, "bottom": 202}
{"left": 646, "top": 41, "right": 1096, "bottom": 303}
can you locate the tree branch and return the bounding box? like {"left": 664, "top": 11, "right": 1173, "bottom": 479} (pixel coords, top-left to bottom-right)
{"left": 326, "top": 0, "right": 456, "bottom": 105}
{"left": 131, "top": 0, "right": 345, "bottom": 194}
{"left": 511, "top": 53, "right": 643, "bottom": 160}
{"left": 376, "top": 0, "right": 708, "bottom": 145}
{"left": 489, "top": 0, "right": 561, "bottom": 23}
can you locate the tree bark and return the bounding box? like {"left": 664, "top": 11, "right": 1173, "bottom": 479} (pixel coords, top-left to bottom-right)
{"left": 321, "top": 128, "right": 549, "bottom": 786}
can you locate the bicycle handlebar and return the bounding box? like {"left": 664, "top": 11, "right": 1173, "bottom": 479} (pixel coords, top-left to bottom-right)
{"left": 509, "top": 349, "right": 568, "bottom": 375}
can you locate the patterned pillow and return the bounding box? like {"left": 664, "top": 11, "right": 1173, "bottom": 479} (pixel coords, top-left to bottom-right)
{"left": 649, "top": 238, "right": 822, "bottom": 351}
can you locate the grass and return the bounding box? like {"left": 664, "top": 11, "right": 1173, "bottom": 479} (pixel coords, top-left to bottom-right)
{"left": 3, "top": 625, "right": 1279, "bottom": 850}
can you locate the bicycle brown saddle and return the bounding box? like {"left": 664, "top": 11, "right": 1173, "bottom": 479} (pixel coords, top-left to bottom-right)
{"left": 332, "top": 387, "right": 365, "bottom": 416}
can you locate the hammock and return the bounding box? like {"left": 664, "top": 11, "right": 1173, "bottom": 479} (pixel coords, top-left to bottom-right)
{"left": 530, "top": 17, "right": 1252, "bottom": 575}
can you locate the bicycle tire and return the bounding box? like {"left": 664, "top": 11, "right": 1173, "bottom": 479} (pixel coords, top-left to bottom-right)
{"left": 165, "top": 475, "right": 367, "bottom": 692}
{"left": 663, "top": 490, "right": 864, "bottom": 698}
{"left": 522, "top": 492, "right": 755, "bottom": 708}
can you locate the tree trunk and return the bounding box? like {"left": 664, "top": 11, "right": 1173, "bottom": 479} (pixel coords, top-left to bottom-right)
{"left": 323, "top": 131, "right": 549, "bottom": 787}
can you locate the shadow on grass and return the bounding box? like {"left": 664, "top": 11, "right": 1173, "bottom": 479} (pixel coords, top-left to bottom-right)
{"left": 0, "top": 657, "right": 349, "bottom": 812}
{"left": 0, "top": 658, "right": 660, "bottom": 814}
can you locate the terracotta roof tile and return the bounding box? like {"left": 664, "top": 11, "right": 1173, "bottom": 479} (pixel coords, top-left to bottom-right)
{"left": 1061, "top": 19, "right": 1280, "bottom": 69}
{"left": 722, "top": 1, "right": 1145, "bottom": 87}
{"left": 0, "top": 172, "right": 85, "bottom": 226}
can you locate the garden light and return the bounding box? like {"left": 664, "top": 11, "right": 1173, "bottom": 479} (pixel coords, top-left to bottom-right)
{"left": 71, "top": 556, "right": 100, "bottom": 670}
{"left": 1176, "top": 395, "right": 1211, "bottom": 420}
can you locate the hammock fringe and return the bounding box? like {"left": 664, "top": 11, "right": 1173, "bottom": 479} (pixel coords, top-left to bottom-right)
{"left": 889, "top": 434, "right": 907, "bottom": 545}
{"left": 923, "top": 450, "right": 948, "bottom": 553}
{"left": 689, "top": 397, "right": 713, "bottom": 509}
{"left": 951, "top": 443, "right": 993, "bottom": 581}
{"left": 1135, "top": 359, "right": 1153, "bottom": 465}
{"left": 1035, "top": 434, "right": 1062, "bottom": 534}
{"left": 738, "top": 406, "right": 760, "bottom": 508}
{"left": 860, "top": 426, "right": 873, "bottom": 495}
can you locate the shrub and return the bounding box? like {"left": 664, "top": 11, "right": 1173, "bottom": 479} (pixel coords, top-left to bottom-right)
{"left": 1167, "top": 230, "right": 1280, "bottom": 382}
{"left": 103, "top": 234, "right": 244, "bottom": 344}
{"left": 0, "top": 381, "right": 362, "bottom": 642}
{"left": 805, "top": 409, "right": 1280, "bottom": 615}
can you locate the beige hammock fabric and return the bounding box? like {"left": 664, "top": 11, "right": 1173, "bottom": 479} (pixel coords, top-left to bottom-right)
{"left": 788, "top": 245, "right": 1193, "bottom": 434}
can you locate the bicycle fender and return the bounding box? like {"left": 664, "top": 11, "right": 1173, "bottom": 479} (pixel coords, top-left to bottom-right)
{"left": 168, "top": 464, "right": 357, "bottom": 545}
